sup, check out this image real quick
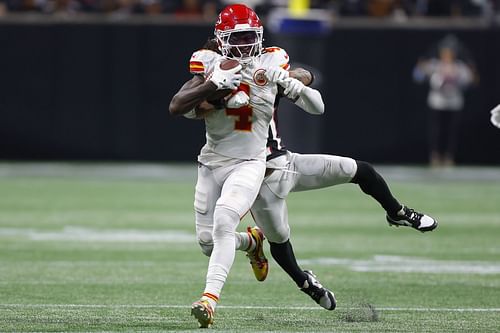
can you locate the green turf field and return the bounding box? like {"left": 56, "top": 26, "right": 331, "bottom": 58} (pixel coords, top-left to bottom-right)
{"left": 0, "top": 163, "right": 499, "bottom": 332}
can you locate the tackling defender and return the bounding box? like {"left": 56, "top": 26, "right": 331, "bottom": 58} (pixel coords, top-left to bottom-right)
{"left": 250, "top": 65, "right": 438, "bottom": 311}
{"left": 169, "top": 4, "right": 325, "bottom": 328}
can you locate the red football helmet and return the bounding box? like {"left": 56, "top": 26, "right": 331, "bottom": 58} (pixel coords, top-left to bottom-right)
{"left": 214, "top": 4, "right": 263, "bottom": 63}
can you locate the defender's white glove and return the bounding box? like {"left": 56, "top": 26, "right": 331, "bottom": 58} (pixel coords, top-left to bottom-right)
{"left": 281, "top": 77, "right": 305, "bottom": 99}
{"left": 491, "top": 104, "right": 500, "bottom": 129}
{"left": 226, "top": 91, "right": 250, "bottom": 109}
{"left": 209, "top": 61, "right": 242, "bottom": 90}
{"left": 265, "top": 67, "right": 289, "bottom": 83}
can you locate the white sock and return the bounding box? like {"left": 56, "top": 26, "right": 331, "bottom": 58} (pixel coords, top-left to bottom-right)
{"left": 200, "top": 293, "right": 218, "bottom": 310}
{"left": 235, "top": 231, "right": 255, "bottom": 252}
{"left": 204, "top": 207, "right": 239, "bottom": 303}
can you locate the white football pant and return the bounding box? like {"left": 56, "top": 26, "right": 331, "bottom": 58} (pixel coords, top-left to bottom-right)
{"left": 194, "top": 159, "right": 266, "bottom": 298}
{"left": 250, "top": 152, "right": 357, "bottom": 243}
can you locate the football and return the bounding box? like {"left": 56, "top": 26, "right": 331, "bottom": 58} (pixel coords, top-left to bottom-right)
{"left": 219, "top": 58, "right": 240, "bottom": 70}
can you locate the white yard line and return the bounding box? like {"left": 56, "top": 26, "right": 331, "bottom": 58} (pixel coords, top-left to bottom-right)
{"left": 1, "top": 163, "right": 500, "bottom": 182}
{"left": 299, "top": 255, "right": 500, "bottom": 275}
{"left": 0, "top": 304, "right": 499, "bottom": 312}
{"left": 0, "top": 227, "right": 194, "bottom": 242}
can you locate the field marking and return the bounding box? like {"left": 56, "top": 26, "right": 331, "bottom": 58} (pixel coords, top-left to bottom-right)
{"left": 0, "top": 227, "right": 194, "bottom": 242}
{"left": 1, "top": 163, "right": 500, "bottom": 182}
{"left": 1, "top": 304, "right": 499, "bottom": 312}
{"left": 299, "top": 255, "right": 500, "bottom": 275}
{"left": 0, "top": 163, "right": 197, "bottom": 181}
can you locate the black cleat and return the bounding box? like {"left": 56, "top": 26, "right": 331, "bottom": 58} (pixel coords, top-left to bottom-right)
{"left": 300, "top": 270, "right": 336, "bottom": 310}
{"left": 386, "top": 206, "right": 438, "bottom": 232}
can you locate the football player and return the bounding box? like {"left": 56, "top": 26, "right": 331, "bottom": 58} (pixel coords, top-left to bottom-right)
{"left": 169, "top": 4, "right": 325, "bottom": 328}
{"left": 186, "top": 31, "right": 438, "bottom": 320}
{"left": 251, "top": 65, "right": 438, "bottom": 311}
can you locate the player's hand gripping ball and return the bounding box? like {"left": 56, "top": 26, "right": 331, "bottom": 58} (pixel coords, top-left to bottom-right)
{"left": 206, "top": 59, "right": 241, "bottom": 102}
{"left": 226, "top": 90, "right": 250, "bottom": 108}
{"left": 207, "top": 58, "right": 242, "bottom": 102}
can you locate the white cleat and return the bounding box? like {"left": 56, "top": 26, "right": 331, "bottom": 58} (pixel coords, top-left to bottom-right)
{"left": 386, "top": 206, "right": 438, "bottom": 232}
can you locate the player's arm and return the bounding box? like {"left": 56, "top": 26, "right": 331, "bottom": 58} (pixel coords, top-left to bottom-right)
{"left": 169, "top": 60, "right": 242, "bottom": 116}
{"left": 183, "top": 101, "right": 219, "bottom": 120}
{"left": 266, "top": 66, "right": 323, "bottom": 115}
{"left": 284, "top": 68, "right": 324, "bottom": 115}
{"left": 169, "top": 75, "right": 218, "bottom": 116}
{"left": 290, "top": 81, "right": 324, "bottom": 115}
{"left": 289, "top": 68, "right": 313, "bottom": 86}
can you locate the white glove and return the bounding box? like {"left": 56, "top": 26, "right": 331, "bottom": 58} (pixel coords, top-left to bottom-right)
{"left": 265, "top": 67, "right": 289, "bottom": 83}
{"left": 491, "top": 104, "right": 500, "bottom": 129}
{"left": 209, "top": 61, "right": 242, "bottom": 90}
{"left": 226, "top": 91, "right": 250, "bottom": 109}
{"left": 281, "top": 77, "right": 305, "bottom": 99}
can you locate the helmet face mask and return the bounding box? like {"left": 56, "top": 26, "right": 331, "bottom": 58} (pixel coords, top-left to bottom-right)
{"left": 217, "top": 29, "right": 263, "bottom": 63}
{"left": 214, "top": 4, "right": 263, "bottom": 64}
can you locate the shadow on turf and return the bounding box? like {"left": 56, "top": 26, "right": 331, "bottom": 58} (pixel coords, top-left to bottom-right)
{"left": 342, "top": 303, "right": 379, "bottom": 323}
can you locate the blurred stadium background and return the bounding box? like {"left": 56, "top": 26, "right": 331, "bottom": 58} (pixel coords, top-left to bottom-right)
{"left": 1, "top": 0, "right": 500, "bottom": 163}
{"left": 1, "top": 1, "right": 500, "bottom": 332}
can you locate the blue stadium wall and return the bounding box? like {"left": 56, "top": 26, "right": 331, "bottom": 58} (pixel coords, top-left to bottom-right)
{"left": 0, "top": 21, "right": 499, "bottom": 164}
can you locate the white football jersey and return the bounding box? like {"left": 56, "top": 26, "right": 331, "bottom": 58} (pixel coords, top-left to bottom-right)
{"left": 189, "top": 47, "right": 290, "bottom": 165}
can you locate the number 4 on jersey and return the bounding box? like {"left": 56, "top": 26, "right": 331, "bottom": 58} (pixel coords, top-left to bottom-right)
{"left": 226, "top": 83, "right": 252, "bottom": 131}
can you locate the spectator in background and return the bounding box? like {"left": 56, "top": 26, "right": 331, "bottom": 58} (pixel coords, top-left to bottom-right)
{"left": 219, "top": 0, "right": 267, "bottom": 15}
{"left": 142, "top": 0, "right": 162, "bottom": 14}
{"left": 338, "top": 0, "right": 367, "bottom": 16}
{"left": 363, "top": 0, "right": 413, "bottom": 19}
{"left": 413, "top": 34, "right": 477, "bottom": 167}
{"left": 0, "top": 0, "right": 6, "bottom": 14}
{"left": 4, "top": 0, "right": 99, "bottom": 14}
{"left": 413, "top": 0, "right": 490, "bottom": 16}
{"left": 173, "top": 0, "right": 219, "bottom": 19}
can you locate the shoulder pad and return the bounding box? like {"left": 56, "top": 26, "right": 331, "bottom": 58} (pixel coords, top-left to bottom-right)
{"left": 189, "top": 49, "right": 220, "bottom": 76}
{"left": 262, "top": 47, "right": 290, "bottom": 70}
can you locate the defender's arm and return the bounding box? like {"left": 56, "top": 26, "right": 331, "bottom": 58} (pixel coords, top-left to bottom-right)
{"left": 289, "top": 68, "right": 313, "bottom": 86}
{"left": 288, "top": 68, "right": 324, "bottom": 115}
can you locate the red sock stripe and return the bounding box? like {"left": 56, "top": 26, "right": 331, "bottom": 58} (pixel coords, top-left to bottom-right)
{"left": 246, "top": 232, "right": 254, "bottom": 252}
{"left": 202, "top": 292, "right": 219, "bottom": 302}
